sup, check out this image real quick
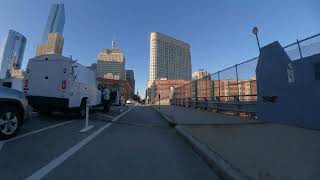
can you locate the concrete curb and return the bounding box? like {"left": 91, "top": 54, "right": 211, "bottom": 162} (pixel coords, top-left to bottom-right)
{"left": 176, "top": 126, "right": 251, "bottom": 180}
{"left": 152, "top": 106, "right": 251, "bottom": 180}
{"left": 152, "top": 107, "right": 177, "bottom": 127}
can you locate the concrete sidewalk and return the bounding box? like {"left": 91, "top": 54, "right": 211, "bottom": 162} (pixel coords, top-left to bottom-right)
{"left": 154, "top": 105, "right": 260, "bottom": 125}
{"left": 154, "top": 105, "right": 320, "bottom": 180}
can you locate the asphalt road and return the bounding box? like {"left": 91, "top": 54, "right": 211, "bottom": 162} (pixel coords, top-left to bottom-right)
{"left": 0, "top": 106, "right": 219, "bottom": 180}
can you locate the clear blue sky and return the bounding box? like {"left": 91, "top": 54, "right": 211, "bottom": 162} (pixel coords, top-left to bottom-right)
{"left": 0, "top": 0, "right": 319, "bottom": 97}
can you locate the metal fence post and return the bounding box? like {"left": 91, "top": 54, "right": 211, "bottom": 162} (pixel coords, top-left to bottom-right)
{"left": 195, "top": 80, "right": 198, "bottom": 109}
{"left": 218, "top": 71, "right": 221, "bottom": 110}
{"left": 206, "top": 75, "right": 208, "bottom": 98}
{"left": 218, "top": 71, "right": 221, "bottom": 97}
{"left": 297, "top": 39, "right": 303, "bottom": 59}
{"left": 235, "top": 64, "right": 240, "bottom": 111}
{"left": 193, "top": 80, "right": 197, "bottom": 109}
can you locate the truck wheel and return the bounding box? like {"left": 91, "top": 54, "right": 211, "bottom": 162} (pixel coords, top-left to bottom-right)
{"left": 0, "top": 105, "right": 22, "bottom": 139}
{"left": 79, "top": 99, "right": 87, "bottom": 118}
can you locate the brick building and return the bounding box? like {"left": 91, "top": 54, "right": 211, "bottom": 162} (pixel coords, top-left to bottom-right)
{"left": 150, "top": 80, "right": 190, "bottom": 104}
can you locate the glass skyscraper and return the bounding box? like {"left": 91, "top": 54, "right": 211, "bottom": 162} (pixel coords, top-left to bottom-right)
{"left": 0, "top": 30, "right": 27, "bottom": 79}
{"left": 42, "top": 4, "right": 65, "bottom": 42}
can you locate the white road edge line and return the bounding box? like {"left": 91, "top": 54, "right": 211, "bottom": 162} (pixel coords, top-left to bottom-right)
{"left": 26, "top": 106, "right": 136, "bottom": 180}
{"left": 0, "top": 120, "right": 75, "bottom": 152}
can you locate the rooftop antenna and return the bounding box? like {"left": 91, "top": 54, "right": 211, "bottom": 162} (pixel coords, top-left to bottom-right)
{"left": 112, "top": 33, "right": 117, "bottom": 48}
{"left": 112, "top": 39, "right": 116, "bottom": 48}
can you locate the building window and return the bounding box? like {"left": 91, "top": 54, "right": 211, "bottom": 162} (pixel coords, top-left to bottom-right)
{"left": 315, "top": 63, "right": 320, "bottom": 80}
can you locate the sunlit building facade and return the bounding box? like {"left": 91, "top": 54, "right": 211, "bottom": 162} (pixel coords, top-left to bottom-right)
{"left": 192, "top": 69, "right": 209, "bottom": 80}
{"left": 149, "top": 32, "right": 191, "bottom": 83}
{"left": 36, "top": 33, "right": 64, "bottom": 56}
{"left": 96, "top": 41, "right": 126, "bottom": 80}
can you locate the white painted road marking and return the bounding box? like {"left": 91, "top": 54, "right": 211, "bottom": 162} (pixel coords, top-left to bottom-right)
{"left": 0, "top": 120, "right": 75, "bottom": 152}
{"left": 97, "top": 114, "right": 115, "bottom": 119}
{"left": 26, "top": 106, "right": 136, "bottom": 180}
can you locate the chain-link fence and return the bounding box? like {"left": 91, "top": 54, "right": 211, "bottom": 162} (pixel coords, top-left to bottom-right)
{"left": 171, "top": 33, "right": 320, "bottom": 115}
{"left": 284, "top": 33, "right": 320, "bottom": 61}
{"left": 171, "top": 57, "right": 258, "bottom": 114}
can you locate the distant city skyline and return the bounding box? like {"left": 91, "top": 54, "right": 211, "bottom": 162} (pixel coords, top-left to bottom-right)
{"left": 0, "top": 0, "right": 319, "bottom": 97}
{"left": 0, "top": 30, "right": 26, "bottom": 79}
{"left": 42, "top": 4, "right": 65, "bottom": 43}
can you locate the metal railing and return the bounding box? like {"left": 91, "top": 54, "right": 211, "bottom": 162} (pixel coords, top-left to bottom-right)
{"left": 171, "top": 32, "right": 320, "bottom": 115}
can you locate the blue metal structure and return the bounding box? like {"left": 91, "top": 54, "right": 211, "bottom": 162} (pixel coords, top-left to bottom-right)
{"left": 257, "top": 40, "right": 320, "bottom": 129}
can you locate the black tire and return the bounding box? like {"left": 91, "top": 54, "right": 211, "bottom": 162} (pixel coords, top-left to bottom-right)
{"left": 79, "top": 99, "right": 87, "bottom": 119}
{"left": 0, "top": 105, "right": 22, "bottom": 139}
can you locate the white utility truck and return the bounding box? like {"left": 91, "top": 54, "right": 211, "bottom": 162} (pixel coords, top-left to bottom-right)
{"left": 24, "top": 55, "right": 110, "bottom": 117}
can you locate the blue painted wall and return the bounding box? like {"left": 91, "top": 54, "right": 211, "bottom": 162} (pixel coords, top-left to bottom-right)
{"left": 256, "top": 41, "right": 320, "bottom": 129}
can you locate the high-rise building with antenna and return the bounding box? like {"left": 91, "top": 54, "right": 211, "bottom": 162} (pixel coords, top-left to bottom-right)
{"left": 96, "top": 40, "right": 126, "bottom": 80}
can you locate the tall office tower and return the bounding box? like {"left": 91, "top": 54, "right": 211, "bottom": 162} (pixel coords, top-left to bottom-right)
{"left": 0, "top": 30, "right": 27, "bottom": 79}
{"left": 96, "top": 40, "right": 126, "bottom": 80}
{"left": 36, "top": 33, "right": 64, "bottom": 56}
{"left": 42, "top": 4, "right": 65, "bottom": 43}
{"left": 148, "top": 32, "right": 191, "bottom": 87}
{"left": 126, "top": 70, "right": 135, "bottom": 96}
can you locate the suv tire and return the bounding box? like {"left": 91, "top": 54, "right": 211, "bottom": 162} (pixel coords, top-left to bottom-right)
{"left": 0, "top": 105, "right": 22, "bottom": 139}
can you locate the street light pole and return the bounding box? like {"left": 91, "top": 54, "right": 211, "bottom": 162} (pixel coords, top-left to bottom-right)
{"left": 252, "top": 26, "right": 261, "bottom": 52}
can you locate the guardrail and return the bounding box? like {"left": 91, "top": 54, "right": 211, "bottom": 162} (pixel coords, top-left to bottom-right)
{"left": 170, "top": 32, "right": 320, "bottom": 115}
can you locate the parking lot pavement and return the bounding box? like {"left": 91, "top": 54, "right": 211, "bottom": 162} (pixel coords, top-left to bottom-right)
{"left": 0, "top": 105, "right": 130, "bottom": 180}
